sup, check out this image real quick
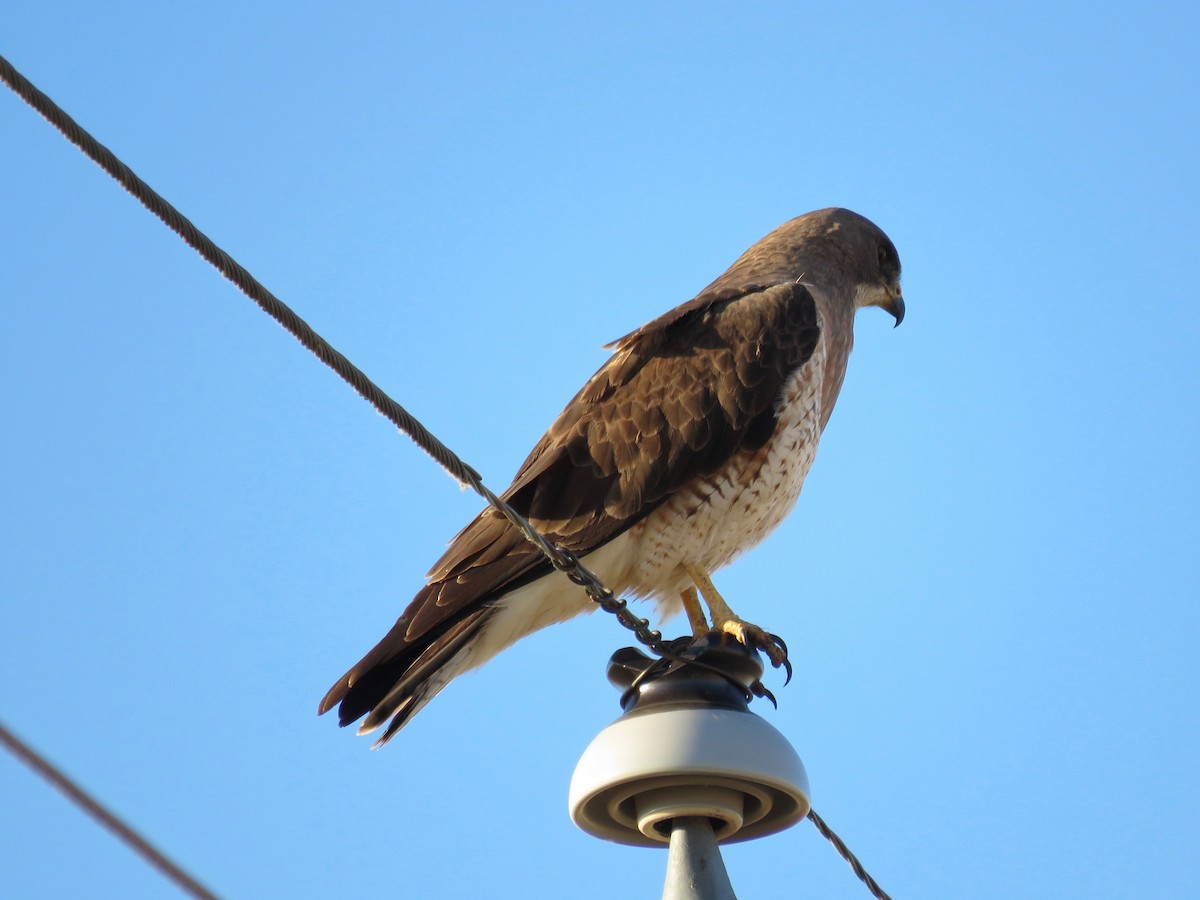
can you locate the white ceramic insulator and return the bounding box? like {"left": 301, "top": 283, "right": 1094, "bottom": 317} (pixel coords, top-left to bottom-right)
{"left": 569, "top": 705, "right": 810, "bottom": 847}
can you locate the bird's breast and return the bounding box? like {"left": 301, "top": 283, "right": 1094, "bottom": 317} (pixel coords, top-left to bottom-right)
{"left": 625, "top": 339, "right": 829, "bottom": 606}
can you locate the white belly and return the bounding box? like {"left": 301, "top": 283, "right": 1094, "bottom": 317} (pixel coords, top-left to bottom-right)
{"left": 623, "top": 339, "right": 827, "bottom": 611}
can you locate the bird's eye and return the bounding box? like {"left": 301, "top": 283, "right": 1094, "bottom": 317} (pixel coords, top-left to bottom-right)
{"left": 876, "top": 244, "right": 890, "bottom": 269}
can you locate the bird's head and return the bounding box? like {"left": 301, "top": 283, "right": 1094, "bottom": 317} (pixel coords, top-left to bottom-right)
{"left": 759, "top": 208, "right": 905, "bottom": 327}
{"left": 677, "top": 207, "right": 906, "bottom": 331}
{"left": 813, "top": 208, "right": 904, "bottom": 327}
{"left": 854, "top": 233, "right": 904, "bottom": 327}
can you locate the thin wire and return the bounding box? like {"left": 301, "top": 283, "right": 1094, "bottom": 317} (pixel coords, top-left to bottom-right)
{"left": 0, "top": 721, "right": 219, "bottom": 900}
{"left": 2, "top": 52, "right": 890, "bottom": 900}
{"left": 807, "top": 808, "right": 892, "bottom": 900}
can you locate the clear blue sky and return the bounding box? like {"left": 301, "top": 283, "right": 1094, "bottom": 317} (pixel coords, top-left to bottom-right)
{"left": 3, "top": 3, "right": 1198, "bottom": 898}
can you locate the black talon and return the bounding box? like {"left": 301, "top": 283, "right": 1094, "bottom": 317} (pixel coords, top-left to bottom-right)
{"left": 751, "top": 680, "right": 778, "bottom": 708}
{"left": 765, "top": 632, "right": 793, "bottom": 685}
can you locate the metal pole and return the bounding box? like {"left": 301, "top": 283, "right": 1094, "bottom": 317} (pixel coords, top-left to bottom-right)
{"left": 662, "top": 816, "right": 737, "bottom": 900}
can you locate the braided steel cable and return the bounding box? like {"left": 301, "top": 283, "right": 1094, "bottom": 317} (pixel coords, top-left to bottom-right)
{"left": 807, "top": 808, "right": 893, "bottom": 900}
{"left": 0, "top": 51, "right": 674, "bottom": 656}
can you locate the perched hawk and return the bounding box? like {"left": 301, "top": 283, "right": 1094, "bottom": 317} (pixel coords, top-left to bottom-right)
{"left": 321, "top": 207, "right": 904, "bottom": 745}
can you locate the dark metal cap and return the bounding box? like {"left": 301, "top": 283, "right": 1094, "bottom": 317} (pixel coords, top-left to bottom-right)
{"left": 607, "top": 634, "right": 766, "bottom": 714}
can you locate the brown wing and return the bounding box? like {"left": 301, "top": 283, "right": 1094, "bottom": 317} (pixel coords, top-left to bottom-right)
{"left": 321, "top": 281, "right": 820, "bottom": 728}
{"left": 429, "top": 280, "right": 820, "bottom": 589}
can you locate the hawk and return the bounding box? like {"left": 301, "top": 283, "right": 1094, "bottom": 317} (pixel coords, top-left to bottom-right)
{"left": 320, "top": 207, "right": 904, "bottom": 745}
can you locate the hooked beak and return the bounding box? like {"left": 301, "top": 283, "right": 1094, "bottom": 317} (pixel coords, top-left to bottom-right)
{"left": 884, "top": 285, "right": 905, "bottom": 327}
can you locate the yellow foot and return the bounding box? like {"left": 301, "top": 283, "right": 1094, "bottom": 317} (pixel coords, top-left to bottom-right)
{"left": 717, "top": 617, "right": 791, "bottom": 677}
{"left": 682, "top": 562, "right": 792, "bottom": 682}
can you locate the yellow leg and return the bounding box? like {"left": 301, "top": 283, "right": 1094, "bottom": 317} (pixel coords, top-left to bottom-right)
{"left": 683, "top": 563, "right": 737, "bottom": 626}
{"left": 683, "top": 562, "right": 789, "bottom": 669}
{"left": 680, "top": 586, "right": 710, "bottom": 637}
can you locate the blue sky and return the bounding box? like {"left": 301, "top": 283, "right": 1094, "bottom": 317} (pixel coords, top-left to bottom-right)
{"left": 3, "top": 3, "right": 1198, "bottom": 897}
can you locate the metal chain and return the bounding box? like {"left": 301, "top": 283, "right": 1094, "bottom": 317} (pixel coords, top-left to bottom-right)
{"left": 460, "top": 483, "right": 675, "bottom": 654}
{"left": 470, "top": 482, "right": 754, "bottom": 698}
